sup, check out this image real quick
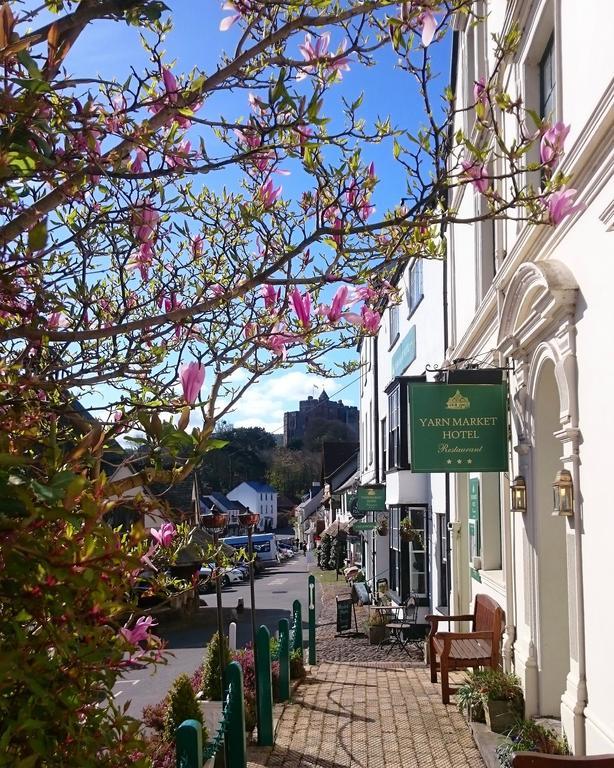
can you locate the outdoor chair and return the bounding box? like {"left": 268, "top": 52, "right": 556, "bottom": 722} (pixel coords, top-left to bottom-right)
{"left": 385, "top": 593, "right": 424, "bottom": 657}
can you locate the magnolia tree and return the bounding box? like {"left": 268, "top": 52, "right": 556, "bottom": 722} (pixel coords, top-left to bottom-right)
{"left": 0, "top": 0, "right": 580, "bottom": 764}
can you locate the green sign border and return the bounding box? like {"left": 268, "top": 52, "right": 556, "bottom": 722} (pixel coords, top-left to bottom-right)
{"left": 357, "top": 485, "right": 386, "bottom": 511}
{"left": 408, "top": 383, "right": 508, "bottom": 473}
{"left": 352, "top": 521, "right": 378, "bottom": 531}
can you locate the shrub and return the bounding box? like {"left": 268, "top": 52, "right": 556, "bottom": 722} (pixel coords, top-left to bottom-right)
{"left": 290, "top": 648, "right": 306, "bottom": 680}
{"left": 202, "top": 631, "right": 232, "bottom": 700}
{"left": 142, "top": 700, "right": 168, "bottom": 733}
{"left": 163, "top": 673, "right": 204, "bottom": 743}
{"left": 458, "top": 668, "right": 524, "bottom": 723}
{"left": 495, "top": 719, "right": 570, "bottom": 768}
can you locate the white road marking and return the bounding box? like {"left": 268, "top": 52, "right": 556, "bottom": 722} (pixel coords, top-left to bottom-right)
{"left": 267, "top": 578, "right": 288, "bottom": 586}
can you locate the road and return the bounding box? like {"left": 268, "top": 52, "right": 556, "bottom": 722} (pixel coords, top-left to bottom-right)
{"left": 113, "top": 552, "right": 315, "bottom": 718}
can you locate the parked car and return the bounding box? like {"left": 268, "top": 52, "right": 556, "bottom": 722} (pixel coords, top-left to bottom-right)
{"left": 198, "top": 564, "right": 242, "bottom": 592}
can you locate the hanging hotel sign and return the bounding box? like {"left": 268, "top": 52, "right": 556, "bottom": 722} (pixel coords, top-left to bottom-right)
{"left": 357, "top": 485, "right": 386, "bottom": 511}
{"left": 408, "top": 383, "right": 508, "bottom": 473}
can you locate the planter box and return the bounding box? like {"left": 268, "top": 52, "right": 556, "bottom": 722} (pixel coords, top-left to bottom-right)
{"left": 485, "top": 699, "right": 523, "bottom": 734}
{"left": 368, "top": 625, "right": 387, "bottom": 645}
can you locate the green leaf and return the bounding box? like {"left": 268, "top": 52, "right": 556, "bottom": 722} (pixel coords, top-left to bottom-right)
{"left": 28, "top": 220, "right": 48, "bottom": 252}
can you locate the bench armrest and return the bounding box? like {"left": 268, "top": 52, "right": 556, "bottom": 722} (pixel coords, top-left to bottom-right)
{"left": 434, "top": 630, "right": 493, "bottom": 641}
{"left": 425, "top": 613, "right": 474, "bottom": 623}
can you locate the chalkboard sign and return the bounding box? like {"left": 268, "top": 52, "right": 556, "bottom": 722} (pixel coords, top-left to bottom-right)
{"left": 351, "top": 581, "right": 371, "bottom": 606}
{"left": 336, "top": 597, "right": 353, "bottom": 633}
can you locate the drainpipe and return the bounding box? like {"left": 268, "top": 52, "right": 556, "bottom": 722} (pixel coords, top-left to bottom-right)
{"left": 372, "top": 336, "right": 380, "bottom": 593}
{"left": 441, "top": 29, "right": 459, "bottom": 613}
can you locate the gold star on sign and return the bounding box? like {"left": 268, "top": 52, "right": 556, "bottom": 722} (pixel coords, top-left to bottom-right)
{"left": 447, "top": 459, "right": 452, "bottom": 464}
{"left": 457, "top": 459, "right": 462, "bottom": 464}
{"left": 467, "top": 459, "right": 472, "bottom": 464}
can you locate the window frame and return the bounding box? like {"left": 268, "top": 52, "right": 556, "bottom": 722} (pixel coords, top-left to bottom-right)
{"left": 407, "top": 260, "right": 424, "bottom": 318}
{"left": 389, "top": 304, "right": 400, "bottom": 349}
{"left": 384, "top": 375, "right": 426, "bottom": 472}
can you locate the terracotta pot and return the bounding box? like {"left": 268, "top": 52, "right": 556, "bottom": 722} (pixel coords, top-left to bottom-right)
{"left": 201, "top": 512, "right": 228, "bottom": 530}
{"left": 238, "top": 512, "right": 261, "bottom": 528}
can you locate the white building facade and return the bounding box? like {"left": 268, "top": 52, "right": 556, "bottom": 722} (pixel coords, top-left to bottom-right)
{"left": 358, "top": 0, "right": 614, "bottom": 755}
{"left": 227, "top": 481, "right": 278, "bottom": 531}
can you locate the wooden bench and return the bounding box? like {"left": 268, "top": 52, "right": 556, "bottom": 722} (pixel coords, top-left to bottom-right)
{"left": 426, "top": 593, "right": 505, "bottom": 704}
{"left": 512, "top": 755, "right": 614, "bottom": 767}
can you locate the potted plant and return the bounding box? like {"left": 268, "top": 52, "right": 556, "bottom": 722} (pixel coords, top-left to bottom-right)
{"left": 366, "top": 598, "right": 391, "bottom": 645}
{"left": 400, "top": 517, "right": 423, "bottom": 546}
{"left": 376, "top": 518, "right": 388, "bottom": 536}
{"left": 464, "top": 668, "right": 524, "bottom": 734}
{"left": 495, "top": 719, "right": 570, "bottom": 768}
{"left": 457, "top": 670, "right": 487, "bottom": 723}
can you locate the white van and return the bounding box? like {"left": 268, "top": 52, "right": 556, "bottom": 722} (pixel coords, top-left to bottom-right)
{"left": 222, "top": 533, "right": 279, "bottom": 567}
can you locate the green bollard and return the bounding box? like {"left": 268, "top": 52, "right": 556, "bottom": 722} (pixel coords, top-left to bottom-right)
{"left": 176, "top": 719, "right": 202, "bottom": 768}
{"left": 226, "top": 661, "right": 247, "bottom": 768}
{"left": 278, "top": 618, "right": 290, "bottom": 702}
{"left": 292, "top": 599, "right": 302, "bottom": 654}
{"left": 256, "top": 625, "right": 273, "bottom": 746}
{"left": 308, "top": 574, "right": 316, "bottom": 665}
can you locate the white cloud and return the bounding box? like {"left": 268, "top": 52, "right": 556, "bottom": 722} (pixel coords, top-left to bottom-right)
{"left": 216, "top": 370, "right": 354, "bottom": 434}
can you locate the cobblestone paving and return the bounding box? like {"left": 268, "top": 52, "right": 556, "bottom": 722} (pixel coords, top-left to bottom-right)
{"left": 316, "top": 581, "right": 425, "bottom": 665}
{"left": 247, "top": 575, "right": 483, "bottom": 768}
{"left": 246, "top": 662, "right": 485, "bottom": 768}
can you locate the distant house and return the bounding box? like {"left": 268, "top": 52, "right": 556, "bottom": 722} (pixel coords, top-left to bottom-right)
{"left": 200, "top": 492, "right": 247, "bottom": 534}
{"left": 227, "top": 481, "right": 278, "bottom": 531}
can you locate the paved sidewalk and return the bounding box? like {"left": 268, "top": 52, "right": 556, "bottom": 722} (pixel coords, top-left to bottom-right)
{"left": 247, "top": 662, "right": 485, "bottom": 768}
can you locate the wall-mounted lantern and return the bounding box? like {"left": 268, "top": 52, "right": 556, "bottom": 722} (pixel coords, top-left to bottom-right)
{"left": 552, "top": 469, "right": 574, "bottom": 516}
{"left": 510, "top": 476, "right": 527, "bottom": 513}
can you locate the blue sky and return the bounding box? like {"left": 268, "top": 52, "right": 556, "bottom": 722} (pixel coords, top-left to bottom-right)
{"left": 54, "top": 2, "right": 452, "bottom": 432}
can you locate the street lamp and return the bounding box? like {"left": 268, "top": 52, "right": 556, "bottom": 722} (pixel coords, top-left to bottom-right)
{"left": 201, "top": 509, "right": 229, "bottom": 746}
{"left": 510, "top": 475, "right": 527, "bottom": 513}
{"left": 552, "top": 469, "right": 574, "bottom": 516}
{"left": 238, "top": 508, "right": 261, "bottom": 733}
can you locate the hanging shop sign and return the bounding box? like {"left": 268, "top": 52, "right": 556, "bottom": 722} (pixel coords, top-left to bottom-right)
{"left": 357, "top": 485, "right": 386, "bottom": 511}
{"left": 408, "top": 383, "right": 508, "bottom": 473}
{"left": 352, "top": 521, "right": 378, "bottom": 531}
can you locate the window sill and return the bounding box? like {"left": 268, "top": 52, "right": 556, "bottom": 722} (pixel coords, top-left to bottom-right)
{"left": 388, "top": 332, "right": 400, "bottom": 352}
{"left": 407, "top": 294, "right": 424, "bottom": 321}
{"left": 478, "top": 569, "right": 505, "bottom": 596}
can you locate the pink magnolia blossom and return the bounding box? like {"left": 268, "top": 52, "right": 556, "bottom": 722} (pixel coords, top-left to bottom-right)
{"left": 348, "top": 284, "right": 377, "bottom": 303}
{"left": 244, "top": 322, "right": 257, "bottom": 339}
{"left": 132, "top": 201, "right": 160, "bottom": 244}
{"left": 317, "top": 285, "right": 350, "bottom": 323}
{"left": 248, "top": 92, "right": 267, "bottom": 116}
{"left": 332, "top": 217, "right": 343, "bottom": 246}
{"left": 210, "top": 284, "right": 225, "bottom": 297}
{"left": 127, "top": 243, "right": 154, "bottom": 281}
{"left": 473, "top": 77, "right": 487, "bottom": 106}
{"left": 219, "top": 0, "right": 256, "bottom": 31}
{"left": 48, "top": 311, "right": 69, "bottom": 330}
{"left": 120, "top": 615, "right": 158, "bottom": 646}
{"left": 461, "top": 160, "right": 489, "bottom": 194}
{"left": 260, "top": 323, "right": 298, "bottom": 359}
{"left": 106, "top": 94, "right": 127, "bottom": 132}
{"left": 179, "top": 361, "right": 206, "bottom": 405}
{"left": 291, "top": 287, "right": 311, "bottom": 328}
{"left": 235, "top": 128, "right": 273, "bottom": 171}
{"left": 129, "top": 148, "right": 147, "bottom": 174}
{"left": 540, "top": 122, "right": 570, "bottom": 169}
{"left": 345, "top": 305, "right": 381, "bottom": 334}
{"left": 166, "top": 139, "right": 192, "bottom": 169}
{"left": 162, "top": 68, "right": 179, "bottom": 104}
{"left": 150, "top": 522, "right": 177, "bottom": 547}
{"left": 418, "top": 10, "right": 438, "bottom": 47}
{"left": 297, "top": 33, "right": 351, "bottom": 81}
{"left": 260, "top": 178, "right": 282, "bottom": 207}
{"left": 261, "top": 284, "right": 280, "bottom": 311}
{"left": 547, "top": 187, "right": 585, "bottom": 225}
